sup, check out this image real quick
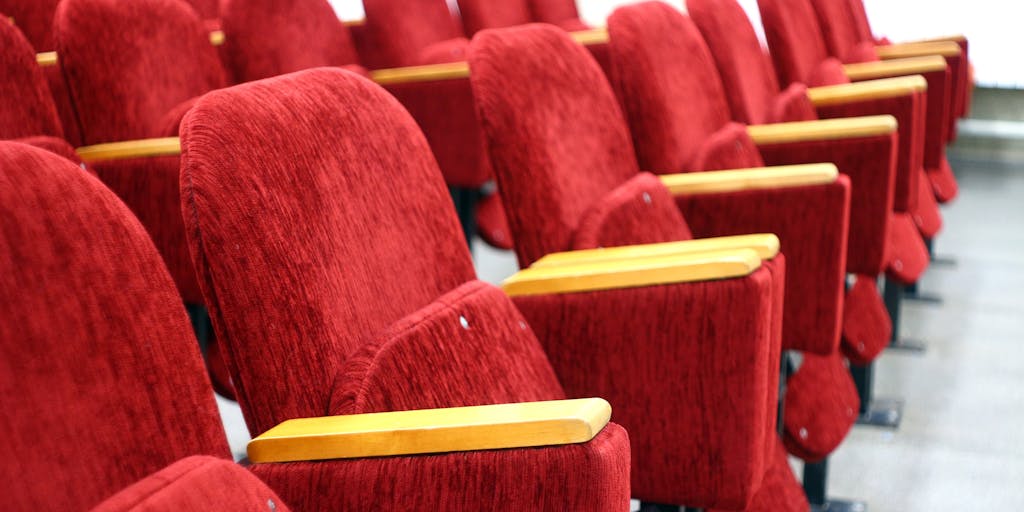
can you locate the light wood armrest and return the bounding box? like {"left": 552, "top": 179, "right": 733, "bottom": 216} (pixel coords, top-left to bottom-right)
{"left": 570, "top": 28, "right": 609, "bottom": 46}
{"left": 247, "top": 398, "right": 611, "bottom": 463}
{"left": 342, "top": 18, "right": 366, "bottom": 28}
{"left": 747, "top": 115, "right": 896, "bottom": 145}
{"left": 503, "top": 249, "right": 761, "bottom": 297}
{"left": 807, "top": 76, "right": 926, "bottom": 107}
{"left": 875, "top": 41, "right": 962, "bottom": 60}
{"left": 532, "top": 234, "right": 780, "bottom": 268}
{"left": 76, "top": 137, "right": 181, "bottom": 163}
{"left": 370, "top": 61, "right": 470, "bottom": 85}
{"left": 843, "top": 55, "right": 947, "bottom": 81}
{"left": 37, "top": 51, "right": 57, "bottom": 67}
{"left": 660, "top": 163, "right": 838, "bottom": 195}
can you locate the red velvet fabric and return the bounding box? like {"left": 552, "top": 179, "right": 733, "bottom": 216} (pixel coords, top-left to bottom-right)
{"left": 220, "top": 0, "right": 360, "bottom": 83}
{"left": 0, "top": 0, "right": 59, "bottom": 50}
{"left": 0, "top": 142, "right": 230, "bottom": 510}
{"left": 55, "top": 0, "right": 227, "bottom": 303}
{"left": 675, "top": 177, "right": 850, "bottom": 356}
{"left": 757, "top": 0, "right": 833, "bottom": 87}
{"left": 528, "top": 0, "right": 581, "bottom": 26}
{"left": 12, "top": 135, "right": 82, "bottom": 163}
{"left": 362, "top": 0, "right": 465, "bottom": 67}
{"left": 808, "top": 0, "right": 863, "bottom": 62}
{"left": 458, "top": 0, "right": 532, "bottom": 36}
{"left": 0, "top": 19, "right": 63, "bottom": 139}
{"left": 251, "top": 424, "right": 631, "bottom": 511}
{"left": 783, "top": 353, "right": 859, "bottom": 462}
{"left": 914, "top": 168, "right": 943, "bottom": 239}
{"left": 756, "top": 133, "right": 895, "bottom": 277}
{"left": 184, "top": 0, "right": 218, "bottom": 20}
{"left": 182, "top": 67, "right": 630, "bottom": 510}
{"left": 688, "top": 0, "right": 782, "bottom": 125}
{"left": 571, "top": 172, "right": 693, "bottom": 249}
{"left": 607, "top": 3, "right": 736, "bottom": 172}
{"left": 514, "top": 262, "right": 783, "bottom": 508}
{"left": 469, "top": 25, "right": 641, "bottom": 267}
{"left": 842, "top": 275, "right": 891, "bottom": 366}
{"left": 930, "top": 155, "right": 960, "bottom": 203}
{"left": 476, "top": 191, "right": 515, "bottom": 249}
{"left": 94, "top": 457, "right": 289, "bottom": 512}
{"left": 710, "top": 438, "right": 811, "bottom": 512}
{"left": 770, "top": 83, "right": 819, "bottom": 123}
{"left": 887, "top": 212, "right": 930, "bottom": 285}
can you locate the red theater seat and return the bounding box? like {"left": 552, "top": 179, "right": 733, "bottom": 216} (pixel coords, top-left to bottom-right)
{"left": 180, "top": 67, "right": 633, "bottom": 511}
{"left": 468, "top": 23, "right": 827, "bottom": 508}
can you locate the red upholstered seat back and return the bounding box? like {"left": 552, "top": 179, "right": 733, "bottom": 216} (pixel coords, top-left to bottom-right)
{"left": 180, "top": 69, "right": 486, "bottom": 434}
{"left": 185, "top": 0, "right": 219, "bottom": 19}
{"left": 607, "top": 2, "right": 735, "bottom": 173}
{"left": 0, "top": 19, "right": 63, "bottom": 139}
{"left": 846, "top": 0, "right": 875, "bottom": 41}
{"left": 468, "top": 25, "right": 641, "bottom": 266}
{"left": 528, "top": 0, "right": 581, "bottom": 26}
{"left": 757, "top": 0, "right": 832, "bottom": 86}
{"left": 362, "top": 0, "right": 464, "bottom": 66}
{"left": 457, "top": 0, "right": 533, "bottom": 36}
{"left": 0, "top": 0, "right": 60, "bottom": 50}
{"left": 687, "top": 0, "right": 782, "bottom": 125}
{"left": 809, "top": 0, "right": 864, "bottom": 61}
{"left": 0, "top": 142, "right": 229, "bottom": 510}
{"left": 54, "top": 0, "right": 226, "bottom": 143}
{"left": 220, "top": 0, "right": 361, "bottom": 83}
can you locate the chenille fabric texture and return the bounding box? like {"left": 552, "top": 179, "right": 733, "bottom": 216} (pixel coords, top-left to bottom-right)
{"left": 842, "top": 276, "right": 892, "bottom": 366}
{"left": 606, "top": 3, "right": 854, "bottom": 355}
{"left": 756, "top": 0, "right": 959, "bottom": 205}
{"left": 782, "top": 353, "right": 860, "bottom": 462}
{"left": 220, "top": 0, "right": 361, "bottom": 84}
{"left": 180, "top": 68, "right": 630, "bottom": 510}
{"left": 470, "top": 25, "right": 785, "bottom": 508}
{"left": 220, "top": 0, "right": 490, "bottom": 189}
{"left": 708, "top": 439, "right": 811, "bottom": 512}
{"left": 0, "top": 143, "right": 230, "bottom": 510}
{"left": 93, "top": 457, "right": 290, "bottom": 512}
{"left": 362, "top": 0, "right": 467, "bottom": 67}
{"left": 0, "top": 19, "right": 64, "bottom": 140}
{"left": 54, "top": 0, "right": 227, "bottom": 303}
{"left": 0, "top": 0, "right": 60, "bottom": 50}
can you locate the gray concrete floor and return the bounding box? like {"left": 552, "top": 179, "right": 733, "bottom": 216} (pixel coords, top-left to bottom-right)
{"left": 216, "top": 140, "right": 1024, "bottom": 510}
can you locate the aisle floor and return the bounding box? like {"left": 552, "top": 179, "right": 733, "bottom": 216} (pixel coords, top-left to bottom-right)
{"left": 216, "top": 151, "right": 1024, "bottom": 511}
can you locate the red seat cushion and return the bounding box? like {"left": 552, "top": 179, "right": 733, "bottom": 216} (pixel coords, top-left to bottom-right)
{"left": 841, "top": 275, "right": 892, "bottom": 365}
{"left": 887, "top": 212, "right": 930, "bottom": 284}
{"left": 783, "top": 353, "right": 859, "bottom": 462}
{"left": 572, "top": 173, "right": 692, "bottom": 250}
{"left": 93, "top": 457, "right": 288, "bottom": 512}
{"left": 709, "top": 437, "right": 810, "bottom": 512}
{"left": 476, "top": 192, "right": 515, "bottom": 249}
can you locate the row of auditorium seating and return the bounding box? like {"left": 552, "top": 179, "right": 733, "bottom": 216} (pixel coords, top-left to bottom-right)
{"left": 0, "top": 0, "right": 969, "bottom": 510}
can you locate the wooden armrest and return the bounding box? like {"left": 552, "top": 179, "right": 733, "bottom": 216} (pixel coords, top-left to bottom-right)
{"left": 660, "top": 163, "right": 838, "bottom": 195}
{"left": 843, "top": 55, "right": 947, "bottom": 81}
{"left": 75, "top": 137, "right": 181, "bottom": 163}
{"left": 747, "top": 115, "right": 896, "bottom": 145}
{"left": 342, "top": 18, "right": 366, "bottom": 28}
{"left": 532, "top": 234, "right": 780, "bottom": 268}
{"left": 807, "top": 76, "right": 926, "bottom": 107}
{"left": 503, "top": 249, "right": 761, "bottom": 297}
{"left": 370, "top": 61, "right": 470, "bottom": 85}
{"left": 570, "top": 28, "right": 609, "bottom": 46}
{"left": 875, "top": 41, "right": 962, "bottom": 60}
{"left": 37, "top": 51, "right": 57, "bottom": 67}
{"left": 247, "top": 398, "right": 611, "bottom": 463}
